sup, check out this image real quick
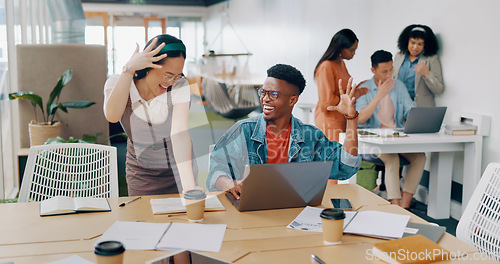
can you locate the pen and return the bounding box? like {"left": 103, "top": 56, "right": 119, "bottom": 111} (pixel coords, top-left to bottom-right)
{"left": 311, "top": 254, "right": 326, "bottom": 264}
{"left": 119, "top": 197, "right": 141, "bottom": 207}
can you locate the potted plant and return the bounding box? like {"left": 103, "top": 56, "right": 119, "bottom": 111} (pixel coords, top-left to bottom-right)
{"left": 9, "top": 69, "right": 95, "bottom": 146}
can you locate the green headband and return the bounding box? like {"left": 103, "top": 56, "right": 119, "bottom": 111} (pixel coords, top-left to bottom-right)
{"left": 159, "top": 43, "right": 186, "bottom": 54}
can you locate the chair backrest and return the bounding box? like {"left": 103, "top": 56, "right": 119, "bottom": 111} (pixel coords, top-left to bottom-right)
{"left": 18, "top": 143, "right": 119, "bottom": 202}
{"left": 202, "top": 77, "right": 261, "bottom": 119}
{"left": 456, "top": 162, "right": 500, "bottom": 261}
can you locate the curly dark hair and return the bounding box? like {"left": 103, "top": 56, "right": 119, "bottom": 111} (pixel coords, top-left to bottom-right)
{"left": 314, "top": 28, "right": 358, "bottom": 76}
{"left": 397, "top": 24, "right": 439, "bottom": 56}
{"left": 267, "top": 64, "right": 306, "bottom": 95}
{"left": 134, "top": 34, "right": 186, "bottom": 80}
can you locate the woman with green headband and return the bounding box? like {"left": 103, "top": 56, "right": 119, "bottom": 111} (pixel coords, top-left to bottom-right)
{"left": 103, "top": 34, "right": 198, "bottom": 196}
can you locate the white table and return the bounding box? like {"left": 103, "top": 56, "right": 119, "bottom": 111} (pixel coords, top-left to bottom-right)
{"left": 349, "top": 133, "right": 483, "bottom": 219}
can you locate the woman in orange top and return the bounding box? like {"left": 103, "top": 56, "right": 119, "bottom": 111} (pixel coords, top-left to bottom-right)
{"left": 314, "top": 29, "right": 366, "bottom": 142}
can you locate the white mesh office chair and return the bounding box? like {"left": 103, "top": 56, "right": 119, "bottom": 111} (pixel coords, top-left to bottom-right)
{"left": 18, "top": 143, "right": 119, "bottom": 202}
{"left": 456, "top": 162, "right": 500, "bottom": 261}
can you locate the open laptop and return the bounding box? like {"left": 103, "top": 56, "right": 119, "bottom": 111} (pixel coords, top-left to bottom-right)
{"left": 399, "top": 107, "right": 447, "bottom": 134}
{"left": 225, "top": 161, "right": 333, "bottom": 212}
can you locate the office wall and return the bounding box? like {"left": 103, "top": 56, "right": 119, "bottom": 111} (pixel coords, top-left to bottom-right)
{"left": 205, "top": 0, "right": 500, "bottom": 182}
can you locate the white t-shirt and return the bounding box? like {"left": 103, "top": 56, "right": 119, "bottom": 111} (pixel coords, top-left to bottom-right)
{"left": 104, "top": 74, "right": 190, "bottom": 124}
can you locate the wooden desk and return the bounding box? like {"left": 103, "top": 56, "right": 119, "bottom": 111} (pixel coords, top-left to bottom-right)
{"left": 344, "top": 132, "right": 483, "bottom": 220}
{"left": 0, "top": 184, "right": 483, "bottom": 264}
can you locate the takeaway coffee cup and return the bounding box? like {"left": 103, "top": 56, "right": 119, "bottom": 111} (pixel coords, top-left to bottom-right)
{"left": 94, "top": 240, "right": 125, "bottom": 264}
{"left": 184, "top": 189, "right": 207, "bottom": 222}
{"left": 320, "top": 208, "right": 346, "bottom": 245}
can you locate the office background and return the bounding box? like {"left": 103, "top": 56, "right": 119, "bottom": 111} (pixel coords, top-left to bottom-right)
{"left": 202, "top": 0, "right": 499, "bottom": 193}
{"left": 1, "top": 0, "right": 497, "bottom": 208}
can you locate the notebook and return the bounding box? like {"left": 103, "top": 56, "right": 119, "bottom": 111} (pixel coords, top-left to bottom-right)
{"left": 372, "top": 235, "right": 449, "bottom": 263}
{"left": 225, "top": 161, "right": 333, "bottom": 212}
{"left": 397, "top": 107, "right": 447, "bottom": 134}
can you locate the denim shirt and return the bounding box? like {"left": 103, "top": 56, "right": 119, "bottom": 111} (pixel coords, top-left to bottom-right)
{"left": 206, "top": 114, "right": 361, "bottom": 191}
{"left": 355, "top": 77, "right": 415, "bottom": 129}
{"left": 398, "top": 54, "right": 419, "bottom": 100}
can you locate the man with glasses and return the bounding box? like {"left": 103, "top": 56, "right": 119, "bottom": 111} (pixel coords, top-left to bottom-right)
{"left": 206, "top": 64, "right": 361, "bottom": 199}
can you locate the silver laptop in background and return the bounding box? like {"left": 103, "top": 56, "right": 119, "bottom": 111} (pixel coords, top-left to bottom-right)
{"left": 225, "top": 161, "right": 333, "bottom": 212}
{"left": 402, "top": 107, "right": 447, "bottom": 134}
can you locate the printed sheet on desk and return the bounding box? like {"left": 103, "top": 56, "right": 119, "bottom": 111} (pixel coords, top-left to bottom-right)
{"left": 287, "top": 206, "right": 410, "bottom": 239}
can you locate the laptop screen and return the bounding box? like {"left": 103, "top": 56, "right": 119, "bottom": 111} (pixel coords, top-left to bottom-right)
{"left": 403, "top": 107, "right": 447, "bottom": 134}
{"left": 227, "top": 161, "right": 333, "bottom": 211}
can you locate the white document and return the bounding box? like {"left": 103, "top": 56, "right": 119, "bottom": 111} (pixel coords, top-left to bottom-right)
{"left": 150, "top": 195, "right": 225, "bottom": 215}
{"left": 287, "top": 206, "right": 323, "bottom": 232}
{"left": 156, "top": 223, "right": 227, "bottom": 252}
{"left": 44, "top": 255, "right": 94, "bottom": 264}
{"left": 344, "top": 211, "right": 410, "bottom": 239}
{"left": 96, "top": 221, "right": 169, "bottom": 250}
{"left": 287, "top": 207, "right": 410, "bottom": 239}
{"left": 96, "top": 221, "right": 227, "bottom": 252}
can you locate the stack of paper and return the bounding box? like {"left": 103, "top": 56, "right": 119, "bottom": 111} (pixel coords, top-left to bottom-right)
{"left": 444, "top": 123, "right": 477, "bottom": 135}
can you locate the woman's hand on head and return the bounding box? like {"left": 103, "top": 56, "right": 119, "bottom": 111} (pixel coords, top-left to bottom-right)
{"left": 125, "top": 38, "right": 168, "bottom": 73}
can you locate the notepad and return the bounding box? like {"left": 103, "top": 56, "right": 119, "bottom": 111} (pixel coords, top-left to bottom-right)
{"left": 96, "top": 221, "right": 227, "bottom": 252}
{"left": 372, "top": 234, "right": 449, "bottom": 263}
{"left": 40, "top": 196, "right": 111, "bottom": 216}
{"left": 344, "top": 211, "right": 410, "bottom": 239}
{"left": 150, "top": 195, "right": 225, "bottom": 215}
{"left": 403, "top": 222, "right": 446, "bottom": 243}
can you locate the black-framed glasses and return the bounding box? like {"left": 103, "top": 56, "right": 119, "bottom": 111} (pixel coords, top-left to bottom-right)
{"left": 257, "top": 88, "right": 297, "bottom": 100}
{"left": 162, "top": 73, "right": 185, "bottom": 83}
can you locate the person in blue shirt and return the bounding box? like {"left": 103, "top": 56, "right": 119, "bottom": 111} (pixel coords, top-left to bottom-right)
{"left": 356, "top": 50, "right": 425, "bottom": 209}
{"left": 207, "top": 64, "right": 361, "bottom": 199}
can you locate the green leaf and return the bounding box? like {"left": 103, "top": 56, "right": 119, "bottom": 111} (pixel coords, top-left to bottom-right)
{"left": 49, "top": 103, "right": 68, "bottom": 116}
{"left": 47, "top": 69, "right": 73, "bottom": 116}
{"left": 8, "top": 92, "right": 44, "bottom": 114}
{"left": 45, "top": 136, "right": 68, "bottom": 144}
{"left": 62, "top": 101, "right": 95, "bottom": 109}
{"left": 67, "top": 137, "right": 79, "bottom": 143}
{"left": 81, "top": 133, "right": 103, "bottom": 144}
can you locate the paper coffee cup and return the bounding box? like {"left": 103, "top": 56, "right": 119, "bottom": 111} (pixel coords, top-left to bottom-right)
{"left": 94, "top": 240, "right": 125, "bottom": 264}
{"left": 320, "top": 208, "right": 346, "bottom": 245}
{"left": 184, "top": 189, "right": 207, "bottom": 222}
